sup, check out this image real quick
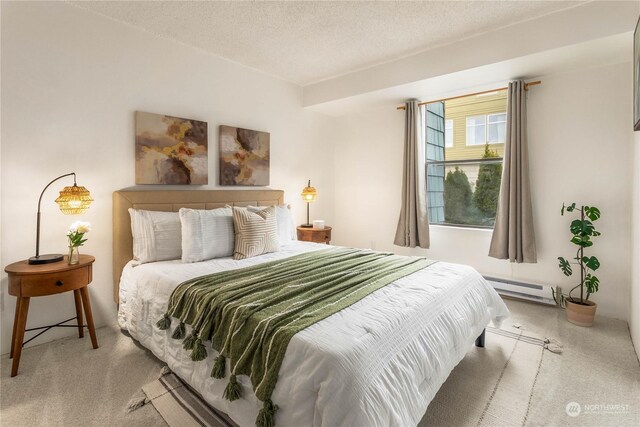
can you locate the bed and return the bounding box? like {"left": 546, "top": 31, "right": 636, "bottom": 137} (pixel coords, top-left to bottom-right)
{"left": 113, "top": 189, "right": 509, "bottom": 427}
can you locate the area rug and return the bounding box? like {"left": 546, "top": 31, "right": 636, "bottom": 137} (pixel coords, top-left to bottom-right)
{"left": 127, "top": 366, "right": 236, "bottom": 427}
{"left": 127, "top": 326, "right": 561, "bottom": 427}
{"left": 420, "top": 325, "right": 561, "bottom": 427}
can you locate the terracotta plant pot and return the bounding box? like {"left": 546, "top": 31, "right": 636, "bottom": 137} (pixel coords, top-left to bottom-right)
{"left": 565, "top": 299, "right": 597, "bottom": 327}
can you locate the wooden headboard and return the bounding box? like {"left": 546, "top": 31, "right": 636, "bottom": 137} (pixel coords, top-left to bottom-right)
{"left": 112, "top": 189, "right": 284, "bottom": 303}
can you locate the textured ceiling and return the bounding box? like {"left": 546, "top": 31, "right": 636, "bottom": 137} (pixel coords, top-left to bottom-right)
{"left": 72, "top": 1, "right": 584, "bottom": 85}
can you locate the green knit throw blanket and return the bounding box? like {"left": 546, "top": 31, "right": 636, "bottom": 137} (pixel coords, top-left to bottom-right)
{"left": 157, "top": 247, "right": 435, "bottom": 427}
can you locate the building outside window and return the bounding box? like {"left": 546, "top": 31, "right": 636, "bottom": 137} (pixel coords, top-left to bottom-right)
{"left": 465, "top": 115, "right": 486, "bottom": 146}
{"left": 425, "top": 103, "right": 446, "bottom": 223}
{"left": 445, "top": 119, "right": 454, "bottom": 148}
{"left": 487, "top": 112, "right": 506, "bottom": 143}
{"left": 425, "top": 90, "right": 507, "bottom": 228}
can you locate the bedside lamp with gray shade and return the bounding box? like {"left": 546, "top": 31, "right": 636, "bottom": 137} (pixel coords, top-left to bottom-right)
{"left": 300, "top": 180, "right": 317, "bottom": 228}
{"left": 29, "top": 172, "right": 93, "bottom": 265}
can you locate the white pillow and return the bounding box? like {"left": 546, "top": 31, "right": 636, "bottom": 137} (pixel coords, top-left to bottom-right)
{"left": 247, "top": 205, "right": 296, "bottom": 245}
{"left": 128, "top": 209, "right": 182, "bottom": 264}
{"left": 179, "top": 207, "right": 234, "bottom": 262}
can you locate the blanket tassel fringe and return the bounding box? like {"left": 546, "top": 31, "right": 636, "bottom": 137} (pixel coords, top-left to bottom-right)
{"left": 191, "top": 338, "right": 208, "bottom": 361}
{"left": 156, "top": 313, "right": 171, "bottom": 330}
{"left": 183, "top": 332, "right": 197, "bottom": 351}
{"left": 172, "top": 322, "right": 186, "bottom": 340}
{"left": 223, "top": 374, "right": 242, "bottom": 401}
{"left": 211, "top": 355, "right": 226, "bottom": 379}
{"left": 256, "top": 399, "right": 279, "bottom": 427}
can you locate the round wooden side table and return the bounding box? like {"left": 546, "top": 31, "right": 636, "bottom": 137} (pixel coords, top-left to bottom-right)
{"left": 297, "top": 226, "right": 332, "bottom": 244}
{"left": 4, "top": 255, "right": 98, "bottom": 377}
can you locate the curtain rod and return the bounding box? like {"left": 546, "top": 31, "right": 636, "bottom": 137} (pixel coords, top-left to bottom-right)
{"left": 396, "top": 80, "right": 541, "bottom": 110}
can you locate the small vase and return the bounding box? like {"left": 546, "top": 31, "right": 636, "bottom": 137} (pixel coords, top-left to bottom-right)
{"left": 68, "top": 246, "right": 80, "bottom": 265}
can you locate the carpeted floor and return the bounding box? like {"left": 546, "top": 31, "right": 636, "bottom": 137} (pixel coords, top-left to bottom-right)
{"left": 1, "top": 299, "right": 639, "bottom": 426}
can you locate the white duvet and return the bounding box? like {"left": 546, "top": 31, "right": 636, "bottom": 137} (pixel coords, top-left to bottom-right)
{"left": 118, "top": 242, "right": 509, "bottom": 427}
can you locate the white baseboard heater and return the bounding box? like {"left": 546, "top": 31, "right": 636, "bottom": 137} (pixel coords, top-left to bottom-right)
{"left": 484, "top": 276, "right": 558, "bottom": 306}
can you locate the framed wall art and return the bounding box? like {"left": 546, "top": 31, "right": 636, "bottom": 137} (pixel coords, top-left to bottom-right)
{"left": 135, "top": 111, "right": 208, "bottom": 185}
{"left": 219, "top": 125, "right": 270, "bottom": 186}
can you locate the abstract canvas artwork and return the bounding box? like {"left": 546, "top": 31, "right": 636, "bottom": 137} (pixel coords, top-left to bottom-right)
{"left": 219, "top": 125, "right": 270, "bottom": 186}
{"left": 135, "top": 111, "right": 208, "bottom": 185}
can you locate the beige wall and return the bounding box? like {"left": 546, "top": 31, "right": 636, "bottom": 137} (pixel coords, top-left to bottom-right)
{"left": 0, "top": 2, "right": 336, "bottom": 354}
{"left": 631, "top": 130, "right": 640, "bottom": 360}
{"left": 332, "top": 62, "right": 634, "bottom": 321}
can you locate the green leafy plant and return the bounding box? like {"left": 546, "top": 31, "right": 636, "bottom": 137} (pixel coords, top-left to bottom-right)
{"left": 554, "top": 203, "right": 601, "bottom": 305}
{"left": 444, "top": 167, "right": 473, "bottom": 224}
{"left": 473, "top": 144, "right": 502, "bottom": 218}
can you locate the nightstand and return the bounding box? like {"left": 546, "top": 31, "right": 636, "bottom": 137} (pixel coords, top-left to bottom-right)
{"left": 4, "top": 255, "right": 98, "bottom": 377}
{"left": 297, "top": 226, "right": 332, "bottom": 244}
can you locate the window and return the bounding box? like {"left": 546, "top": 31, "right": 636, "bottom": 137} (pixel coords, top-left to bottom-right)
{"left": 487, "top": 113, "right": 506, "bottom": 143}
{"left": 445, "top": 119, "right": 453, "bottom": 148}
{"left": 466, "top": 113, "right": 506, "bottom": 146}
{"left": 425, "top": 90, "right": 507, "bottom": 228}
{"left": 466, "top": 115, "right": 486, "bottom": 146}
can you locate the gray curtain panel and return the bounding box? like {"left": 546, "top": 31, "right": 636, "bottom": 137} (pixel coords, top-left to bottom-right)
{"left": 394, "top": 101, "right": 430, "bottom": 249}
{"left": 489, "top": 80, "right": 537, "bottom": 263}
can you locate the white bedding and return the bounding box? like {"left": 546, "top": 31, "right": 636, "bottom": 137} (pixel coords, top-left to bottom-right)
{"left": 118, "top": 241, "right": 509, "bottom": 427}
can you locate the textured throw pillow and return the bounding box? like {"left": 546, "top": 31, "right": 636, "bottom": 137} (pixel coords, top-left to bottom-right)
{"left": 128, "top": 209, "right": 182, "bottom": 263}
{"left": 247, "top": 204, "right": 297, "bottom": 245}
{"left": 179, "top": 207, "right": 235, "bottom": 262}
{"left": 232, "top": 206, "right": 279, "bottom": 260}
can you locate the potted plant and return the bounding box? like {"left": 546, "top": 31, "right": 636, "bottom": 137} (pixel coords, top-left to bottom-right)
{"left": 554, "top": 203, "right": 601, "bottom": 326}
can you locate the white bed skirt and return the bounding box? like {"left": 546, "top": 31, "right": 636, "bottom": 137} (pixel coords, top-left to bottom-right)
{"left": 118, "top": 242, "right": 509, "bottom": 427}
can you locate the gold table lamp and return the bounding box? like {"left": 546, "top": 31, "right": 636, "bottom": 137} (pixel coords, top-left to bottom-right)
{"left": 300, "top": 180, "right": 317, "bottom": 228}
{"left": 29, "top": 172, "right": 93, "bottom": 265}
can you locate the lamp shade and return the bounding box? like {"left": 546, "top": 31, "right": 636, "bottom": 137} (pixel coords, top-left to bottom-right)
{"left": 55, "top": 185, "right": 93, "bottom": 214}
{"left": 301, "top": 183, "right": 317, "bottom": 203}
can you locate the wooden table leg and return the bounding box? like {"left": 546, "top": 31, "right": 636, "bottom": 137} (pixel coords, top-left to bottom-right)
{"left": 73, "top": 289, "right": 84, "bottom": 338}
{"left": 11, "top": 297, "right": 30, "bottom": 377}
{"left": 10, "top": 297, "right": 21, "bottom": 359}
{"left": 79, "top": 287, "right": 98, "bottom": 349}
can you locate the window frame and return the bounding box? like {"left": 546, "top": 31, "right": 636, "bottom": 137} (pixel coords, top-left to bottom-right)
{"left": 426, "top": 93, "right": 508, "bottom": 228}
{"left": 486, "top": 112, "right": 507, "bottom": 144}
{"left": 425, "top": 157, "right": 504, "bottom": 230}
{"left": 465, "top": 112, "right": 507, "bottom": 146}
{"left": 465, "top": 115, "right": 486, "bottom": 146}
{"left": 445, "top": 119, "right": 454, "bottom": 148}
